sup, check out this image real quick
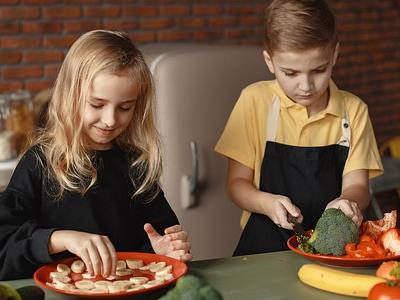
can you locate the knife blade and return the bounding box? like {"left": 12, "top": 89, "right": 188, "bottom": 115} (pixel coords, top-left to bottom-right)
{"left": 287, "top": 214, "right": 306, "bottom": 237}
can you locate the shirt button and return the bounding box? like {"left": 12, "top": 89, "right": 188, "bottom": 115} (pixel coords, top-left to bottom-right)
{"left": 343, "top": 123, "right": 349, "bottom": 128}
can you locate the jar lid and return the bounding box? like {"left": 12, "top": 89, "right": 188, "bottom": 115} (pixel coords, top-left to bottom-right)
{"left": 9, "top": 90, "right": 31, "bottom": 102}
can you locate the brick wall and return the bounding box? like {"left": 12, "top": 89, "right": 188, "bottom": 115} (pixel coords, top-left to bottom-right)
{"left": 0, "top": 0, "right": 399, "bottom": 144}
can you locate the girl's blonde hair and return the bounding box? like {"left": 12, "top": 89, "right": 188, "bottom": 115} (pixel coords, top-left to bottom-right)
{"left": 265, "top": 0, "right": 337, "bottom": 55}
{"left": 33, "top": 30, "right": 162, "bottom": 200}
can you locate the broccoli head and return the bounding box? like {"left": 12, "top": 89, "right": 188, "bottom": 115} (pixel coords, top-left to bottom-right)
{"left": 308, "top": 208, "right": 359, "bottom": 256}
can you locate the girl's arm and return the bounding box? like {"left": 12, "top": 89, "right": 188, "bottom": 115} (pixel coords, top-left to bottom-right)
{"left": 326, "top": 169, "right": 369, "bottom": 227}
{"left": 0, "top": 149, "right": 55, "bottom": 280}
{"left": 227, "top": 159, "right": 302, "bottom": 229}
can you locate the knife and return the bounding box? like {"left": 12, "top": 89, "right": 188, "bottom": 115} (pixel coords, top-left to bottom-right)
{"left": 287, "top": 214, "right": 306, "bottom": 237}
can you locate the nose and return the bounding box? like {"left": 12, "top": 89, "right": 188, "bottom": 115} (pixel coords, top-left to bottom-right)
{"left": 299, "top": 75, "right": 313, "bottom": 93}
{"left": 102, "top": 107, "right": 117, "bottom": 128}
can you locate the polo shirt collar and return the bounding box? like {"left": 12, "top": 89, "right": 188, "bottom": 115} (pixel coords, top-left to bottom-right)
{"left": 271, "top": 79, "right": 344, "bottom": 118}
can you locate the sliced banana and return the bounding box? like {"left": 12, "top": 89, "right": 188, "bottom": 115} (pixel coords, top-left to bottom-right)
{"left": 126, "top": 259, "right": 143, "bottom": 269}
{"left": 156, "top": 265, "right": 173, "bottom": 276}
{"left": 116, "top": 268, "right": 133, "bottom": 276}
{"left": 81, "top": 272, "right": 96, "bottom": 279}
{"left": 149, "top": 262, "right": 166, "bottom": 273}
{"left": 143, "top": 279, "right": 164, "bottom": 289}
{"left": 89, "top": 287, "right": 109, "bottom": 294}
{"left": 57, "top": 263, "right": 71, "bottom": 274}
{"left": 75, "top": 280, "right": 95, "bottom": 290}
{"left": 108, "top": 284, "right": 128, "bottom": 293}
{"left": 52, "top": 276, "right": 72, "bottom": 284}
{"left": 94, "top": 280, "right": 112, "bottom": 288}
{"left": 116, "top": 260, "right": 127, "bottom": 270}
{"left": 50, "top": 271, "right": 69, "bottom": 279}
{"left": 127, "top": 285, "right": 145, "bottom": 292}
{"left": 129, "top": 276, "right": 149, "bottom": 284}
{"left": 155, "top": 273, "right": 174, "bottom": 281}
{"left": 71, "top": 260, "right": 85, "bottom": 274}
{"left": 105, "top": 275, "right": 117, "bottom": 280}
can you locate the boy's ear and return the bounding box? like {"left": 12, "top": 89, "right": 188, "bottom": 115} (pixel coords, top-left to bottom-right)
{"left": 263, "top": 50, "right": 275, "bottom": 74}
{"left": 333, "top": 43, "right": 340, "bottom": 66}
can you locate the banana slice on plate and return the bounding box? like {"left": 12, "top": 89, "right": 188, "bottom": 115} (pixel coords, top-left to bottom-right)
{"left": 71, "top": 260, "right": 85, "bottom": 274}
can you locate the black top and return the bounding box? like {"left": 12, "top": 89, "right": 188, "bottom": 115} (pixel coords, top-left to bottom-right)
{"left": 0, "top": 146, "right": 178, "bottom": 280}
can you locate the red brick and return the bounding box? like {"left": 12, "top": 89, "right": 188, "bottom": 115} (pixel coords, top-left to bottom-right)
{"left": 159, "top": 5, "right": 189, "bottom": 16}
{"left": 177, "top": 18, "right": 206, "bottom": 28}
{"left": 0, "top": 7, "right": 40, "bottom": 20}
{"left": 2, "top": 65, "right": 43, "bottom": 79}
{"left": 83, "top": 7, "right": 119, "bottom": 18}
{"left": 224, "top": 5, "right": 260, "bottom": 14}
{"left": 0, "top": 0, "right": 18, "bottom": 3}
{"left": 193, "top": 5, "right": 222, "bottom": 15}
{"left": 22, "top": 22, "right": 63, "bottom": 34}
{"left": 209, "top": 17, "right": 237, "bottom": 27}
{"left": 122, "top": 6, "right": 158, "bottom": 17}
{"left": 24, "top": 79, "right": 54, "bottom": 93}
{"left": 192, "top": 31, "right": 223, "bottom": 41}
{"left": 0, "top": 23, "right": 19, "bottom": 34}
{"left": 157, "top": 31, "right": 191, "bottom": 42}
{"left": 0, "top": 51, "right": 21, "bottom": 64}
{"left": 44, "top": 64, "right": 61, "bottom": 77}
{"left": 129, "top": 32, "right": 156, "bottom": 44}
{"left": 64, "top": 0, "right": 100, "bottom": 3}
{"left": 21, "top": 0, "right": 59, "bottom": 3}
{"left": 42, "top": 7, "right": 81, "bottom": 19}
{"left": 23, "top": 50, "right": 64, "bottom": 63}
{"left": 43, "top": 35, "right": 78, "bottom": 48}
{"left": 102, "top": 20, "right": 138, "bottom": 31}
{"left": 0, "top": 81, "right": 23, "bottom": 92}
{"left": 239, "top": 16, "right": 263, "bottom": 26}
{"left": 140, "top": 19, "right": 174, "bottom": 30}
{"left": 64, "top": 20, "right": 102, "bottom": 33}
{"left": 1, "top": 37, "right": 41, "bottom": 48}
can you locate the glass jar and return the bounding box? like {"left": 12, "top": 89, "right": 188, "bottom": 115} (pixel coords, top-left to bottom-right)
{"left": 0, "top": 94, "right": 17, "bottom": 161}
{"left": 5, "top": 90, "right": 34, "bottom": 154}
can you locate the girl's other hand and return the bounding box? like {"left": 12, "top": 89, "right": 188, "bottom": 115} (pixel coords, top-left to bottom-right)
{"left": 144, "top": 223, "right": 192, "bottom": 262}
{"left": 263, "top": 195, "right": 303, "bottom": 230}
{"left": 49, "top": 230, "right": 117, "bottom": 277}
{"left": 325, "top": 198, "right": 363, "bottom": 227}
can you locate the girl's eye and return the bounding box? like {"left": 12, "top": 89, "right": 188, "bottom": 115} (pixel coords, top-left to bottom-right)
{"left": 119, "top": 106, "right": 133, "bottom": 112}
{"left": 90, "top": 104, "right": 103, "bottom": 109}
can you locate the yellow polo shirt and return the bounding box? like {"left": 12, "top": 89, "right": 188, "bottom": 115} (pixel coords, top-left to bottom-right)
{"left": 215, "top": 80, "right": 383, "bottom": 228}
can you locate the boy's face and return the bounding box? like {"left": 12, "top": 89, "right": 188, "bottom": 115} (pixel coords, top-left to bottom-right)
{"left": 83, "top": 69, "right": 138, "bottom": 150}
{"left": 263, "top": 45, "right": 339, "bottom": 116}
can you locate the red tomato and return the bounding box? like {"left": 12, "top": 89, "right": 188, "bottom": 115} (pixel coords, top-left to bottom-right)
{"left": 368, "top": 281, "right": 400, "bottom": 300}
{"left": 358, "top": 242, "right": 386, "bottom": 258}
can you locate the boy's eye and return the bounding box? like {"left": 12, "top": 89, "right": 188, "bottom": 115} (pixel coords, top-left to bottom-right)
{"left": 313, "top": 69, "right": 326, "bottom": 73}
{"left": 284, "top": 72, "right": 296, "bottom": 77}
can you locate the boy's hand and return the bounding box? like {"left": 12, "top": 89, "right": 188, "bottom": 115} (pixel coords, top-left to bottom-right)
{"left": 263, "top": 195, "right": 303, "bottom": 230}
{"left": 325, "top": 198, "right": 363, "bottom": 227}
{"left": 144, "top": 223, "right": 192, "bottom": 262}
{"left": 49, "top": 230, "right": 117, "bottom": 278}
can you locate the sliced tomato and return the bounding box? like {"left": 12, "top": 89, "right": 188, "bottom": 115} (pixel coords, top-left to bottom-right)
{"left": 360, "top": 234, "right": 375, "bottom": 244}
{"left": 345, "top": 242, "right": 371, "bottom": 258}
{"left": 357, "top": 242, "right": 386, "bottom": 258}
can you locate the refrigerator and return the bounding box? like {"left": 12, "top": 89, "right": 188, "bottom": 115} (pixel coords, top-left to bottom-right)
{"left": 140, "top": 44, "right": 273, "bottom": 260}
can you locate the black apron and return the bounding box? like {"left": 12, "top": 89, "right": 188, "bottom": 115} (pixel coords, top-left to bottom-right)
{"left": 233, "top": 95, "right": 350, "bottom": 256}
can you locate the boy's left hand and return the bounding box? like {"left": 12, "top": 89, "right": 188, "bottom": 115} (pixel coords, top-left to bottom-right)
{"left": 144, "top": 223, "right": 192, "bottom": 262}
{"left": 325, "top": 198, "right": 363, "bottom": 227}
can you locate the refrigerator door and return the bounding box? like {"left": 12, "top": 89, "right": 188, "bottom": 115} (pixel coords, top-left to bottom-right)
{"left": 141, "top": 44, "right": 273, "bottom": 260}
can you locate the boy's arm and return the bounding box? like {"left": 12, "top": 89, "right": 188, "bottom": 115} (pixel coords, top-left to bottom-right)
{"left": 326, "top": 169, "right": 369, "bottom": 227}
{"left": 227, "top": 159, "right": 302, "bottom": 229}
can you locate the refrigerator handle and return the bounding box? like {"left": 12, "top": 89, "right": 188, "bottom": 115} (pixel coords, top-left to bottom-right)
{"left": 180, "top": 141, "right": 198, "bottom": 209}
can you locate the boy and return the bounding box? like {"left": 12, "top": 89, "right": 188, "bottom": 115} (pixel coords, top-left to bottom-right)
{"left": 215, "top": 0, "right": 383, "bottom": 255}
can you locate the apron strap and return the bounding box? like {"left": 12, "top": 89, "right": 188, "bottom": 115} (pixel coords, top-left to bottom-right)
{"left": 266, "top": 94, "right": 280, "bottom": 142}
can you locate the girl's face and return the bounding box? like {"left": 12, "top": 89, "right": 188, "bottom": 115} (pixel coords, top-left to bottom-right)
{"left": 263, "top": 45, "right": 338, "bottom": 116}
{"left": 83, "top": 69, "right": 138, "bottom": 150}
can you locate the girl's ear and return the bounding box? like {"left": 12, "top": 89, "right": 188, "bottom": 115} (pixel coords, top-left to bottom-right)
{"left": 332, "top": 43, "right": 340, "bottom": 66}
{"left": 263, "top": 50, "right": 275, "bottom": 74}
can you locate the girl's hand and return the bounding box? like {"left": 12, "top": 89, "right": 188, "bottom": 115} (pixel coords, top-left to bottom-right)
{"left": 325, "top": 198, "right": 363, "bottom": 227}
{"left": 49, "top": 230, "right": 117, "bottom": 277}
{"left": 263, "top": 195, "right": 303, "bottom": 230}
{"left": 144, "top": 223, "right": 192, "bottom": 262}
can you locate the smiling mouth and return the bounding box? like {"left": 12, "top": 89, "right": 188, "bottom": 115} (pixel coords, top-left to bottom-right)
{"left": 95, "top": 126, "right": 115, "bottom": 136}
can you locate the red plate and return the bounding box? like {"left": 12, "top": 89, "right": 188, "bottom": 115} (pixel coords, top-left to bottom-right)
{"left": 287, "top": 234, "right": 400, "bottom": 267}
{"left": 34, "top": 252, "right": 187, "bottom": 298}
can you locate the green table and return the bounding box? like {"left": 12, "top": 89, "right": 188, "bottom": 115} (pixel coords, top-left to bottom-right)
{"left": 2, "top": 251, "right": 377, "bottom": 300}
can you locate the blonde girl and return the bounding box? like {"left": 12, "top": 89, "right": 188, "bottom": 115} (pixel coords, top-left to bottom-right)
{"left": 0, "top": 30, "right": 191, "bottom": 280}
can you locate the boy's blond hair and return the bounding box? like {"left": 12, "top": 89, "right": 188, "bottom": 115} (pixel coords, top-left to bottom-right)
{"left": 33, "top": 30, "right": 162, "bottom": 200}
{"left": 265, "top": 0, "right": 337, "bottom": 55}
